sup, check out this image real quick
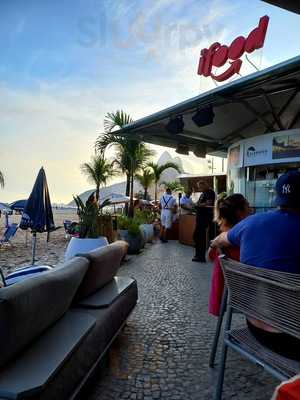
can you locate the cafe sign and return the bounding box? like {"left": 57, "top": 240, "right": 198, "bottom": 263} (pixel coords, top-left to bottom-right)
{"left": 228, "top": 130, "right": 300, "bottom": 168}
{"left": 197, "top": 15, "right": 269, "bottom": 82}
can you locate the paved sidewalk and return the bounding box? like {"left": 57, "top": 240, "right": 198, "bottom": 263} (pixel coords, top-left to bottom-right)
{"left": 87, "top": 241, "right": 277, "bottom": 400}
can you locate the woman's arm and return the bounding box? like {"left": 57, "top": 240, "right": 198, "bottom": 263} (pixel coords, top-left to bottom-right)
{"left": 210, "top": 232, "right": 231, "bottom": 249}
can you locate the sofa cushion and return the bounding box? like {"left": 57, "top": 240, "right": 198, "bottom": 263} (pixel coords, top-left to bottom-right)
{"left": 75, "top": 241, "right": 127, "bottom": 301}
{"left": 0, "top": 257, "right": 89, "bottom": 369}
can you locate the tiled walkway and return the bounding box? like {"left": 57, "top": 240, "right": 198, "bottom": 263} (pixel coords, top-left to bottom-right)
{"left": 87, "top": 241, "right": 277, "bottom": 400}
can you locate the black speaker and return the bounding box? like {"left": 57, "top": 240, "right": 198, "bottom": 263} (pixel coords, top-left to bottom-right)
{"left": 175, "top": 143, "right": 189, "bottom": 155}
{"left": 192, "top": 106, "right": 215, "bottom": 127}
{"left": 166, "top": 116, "right": 184, "bottom": 135}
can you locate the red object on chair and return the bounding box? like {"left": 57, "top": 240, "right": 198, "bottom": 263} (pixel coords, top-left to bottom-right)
{"left": 272, "top": 376, "right": 300, "bottom": 400}
{"left": 208, "top": 246, "right": 240, "bottom": 316}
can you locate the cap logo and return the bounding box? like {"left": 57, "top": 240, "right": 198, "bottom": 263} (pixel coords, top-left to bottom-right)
{"left": 282, "top": 184, "right": 291, "bottom": 194}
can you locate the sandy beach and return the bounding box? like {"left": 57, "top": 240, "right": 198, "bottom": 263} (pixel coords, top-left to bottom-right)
{"left": 0, "top": 209, "right": 78, "bottom": 276}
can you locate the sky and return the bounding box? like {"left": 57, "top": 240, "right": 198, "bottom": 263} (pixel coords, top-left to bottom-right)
{"left": 1, "top": 0, "right": 300, "bottom": 203}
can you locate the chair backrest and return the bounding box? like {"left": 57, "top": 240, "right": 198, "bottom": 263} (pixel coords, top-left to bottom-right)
{"left": 220, "top": 256, "right": 300, "bottom": 339}
{"left": 2, "top": 223, "right": 18, "bottom": 241}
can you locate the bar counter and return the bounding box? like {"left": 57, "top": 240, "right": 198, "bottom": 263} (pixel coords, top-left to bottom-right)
{"left": 179, "top": 213, "right": 196, "bottom": 246}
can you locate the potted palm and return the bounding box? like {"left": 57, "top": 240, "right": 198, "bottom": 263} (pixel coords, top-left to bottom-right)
{"left": 65, "top": 193, "right": 110, "bottom": 260}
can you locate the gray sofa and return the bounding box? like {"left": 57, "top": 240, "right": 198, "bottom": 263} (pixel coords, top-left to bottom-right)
{"left": 0, "top": 241, "right": 138, "bottom": 400}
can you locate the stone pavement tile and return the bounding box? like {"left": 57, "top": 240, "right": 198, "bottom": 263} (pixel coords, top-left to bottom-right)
{"left": 86, "top": 242, "right": 278, "bottom": 400}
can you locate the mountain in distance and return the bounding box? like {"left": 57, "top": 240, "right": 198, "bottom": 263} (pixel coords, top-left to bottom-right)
{"left": 157, "top": 151, "right": 185, "bottom": 183}
{"left": 67, "top": 181, "right": 142, "bottom": 207}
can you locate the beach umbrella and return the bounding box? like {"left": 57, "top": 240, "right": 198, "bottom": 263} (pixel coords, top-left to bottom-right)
{"left": 101, "top": 193, "right": 130, "bottom": 205}
{"left": 100, "top": 193, "right": 130, "bottom": 213}
{"left": 0, "top": 202, "right": 11, "bottom": 212}
{"left": 10, "top": 199, "right": 27, "bottom": 212}
{"left": 19, "top": 167, "right": 55, "bottom": 265}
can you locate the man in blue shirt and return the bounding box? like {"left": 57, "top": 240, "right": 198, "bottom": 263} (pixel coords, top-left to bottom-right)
{"left": 211, "top": 171, "right": 300, "bottom": 273}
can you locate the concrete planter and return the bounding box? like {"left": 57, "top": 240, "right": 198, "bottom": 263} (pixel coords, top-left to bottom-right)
{"left": 118, "top": 230, "right": 143, "bottom": 255}
{"left": 65, "top": 237, "right": 108, "bottom": 261}
{"left": 139, "top": 224, "right": 154, "bottom": 243}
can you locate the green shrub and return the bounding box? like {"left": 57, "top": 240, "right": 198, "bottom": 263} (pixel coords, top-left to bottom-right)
{"left": 134, "top": 209, "right": 156, "bottom": 224}
{"left": 117, "top": 215, "right": 141, "bottom": 237}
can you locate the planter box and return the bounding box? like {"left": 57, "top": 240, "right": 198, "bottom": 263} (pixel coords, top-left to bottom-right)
{"left": 65, "top": 237, "right": 108, "bottom": 261}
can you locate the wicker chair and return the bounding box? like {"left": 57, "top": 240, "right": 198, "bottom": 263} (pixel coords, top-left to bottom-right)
{"left": 214, "top": 256, "right": 300, "bottom": 400}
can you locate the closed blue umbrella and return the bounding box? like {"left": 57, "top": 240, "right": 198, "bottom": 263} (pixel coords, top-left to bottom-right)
{"left": 20, "top": 167, "right": 55, "bottom": 264}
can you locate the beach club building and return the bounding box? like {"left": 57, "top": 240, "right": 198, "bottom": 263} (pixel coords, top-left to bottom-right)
{"left": 118, "top": 11, "right": 300, "bottom": 212}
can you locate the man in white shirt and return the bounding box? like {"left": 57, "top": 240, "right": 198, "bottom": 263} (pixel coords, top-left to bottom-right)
{"left": 180, "top": 190, "right": 194, "bottom": 215}
{"left": 159, "top": 188, "right": 177, "bottom": 243}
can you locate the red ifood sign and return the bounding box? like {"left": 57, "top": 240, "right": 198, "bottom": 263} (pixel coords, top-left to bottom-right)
{"left": 197, "top": 15, "right": 269, "bottom": 82}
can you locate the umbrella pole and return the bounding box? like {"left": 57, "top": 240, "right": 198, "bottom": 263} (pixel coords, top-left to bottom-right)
{"left": 32, "top": 232, "right": 37, "bottom": 265}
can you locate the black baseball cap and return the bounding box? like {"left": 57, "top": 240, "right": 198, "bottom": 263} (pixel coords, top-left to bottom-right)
{"left": 275, "top": 171, "right": 300, "bottom": 207}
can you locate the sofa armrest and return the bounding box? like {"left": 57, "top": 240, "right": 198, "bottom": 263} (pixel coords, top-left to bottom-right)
{"left": 75, "top": 277, "right": 137, "bottom": 309}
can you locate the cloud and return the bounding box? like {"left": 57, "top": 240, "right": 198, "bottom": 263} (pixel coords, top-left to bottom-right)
{"left": 0, "top": 0, "right": 266, "bottom": 203}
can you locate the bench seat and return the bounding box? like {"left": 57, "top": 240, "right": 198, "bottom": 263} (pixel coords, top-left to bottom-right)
{"left": 0, "top": 311, "right": 96, "bottom": 400}
{"left": 0, "top": 277, "right": 138, "bottom": 400}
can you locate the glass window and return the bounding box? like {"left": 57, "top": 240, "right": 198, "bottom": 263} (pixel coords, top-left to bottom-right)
{"left": 245, "top": 164, "right": 300, "bottom": 211}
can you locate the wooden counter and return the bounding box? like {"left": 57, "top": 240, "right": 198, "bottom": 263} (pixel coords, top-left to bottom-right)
{"left": 179, "top": 214, "right": 196, "bottom": 246}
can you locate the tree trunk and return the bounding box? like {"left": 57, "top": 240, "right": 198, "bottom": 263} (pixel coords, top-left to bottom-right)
{"left": 96, "top": 185, "right": 100, "bottom": 202}
{"left": 129, "top": 170, "right": 134, "bottom": 218}
{"left": 144, "top": 188, "right": 148, "bottom": 200}
{"left": 155, "top": 182, "right": 158, "bottom": 204}
{"left": 125, "top": 174, "right": 130, "bottom": 216}
{"left": 125, "top": 174, "right": 130, "bottom": 196}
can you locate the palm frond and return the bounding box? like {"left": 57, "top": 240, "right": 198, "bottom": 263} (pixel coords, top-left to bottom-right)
{"left": 135, "top": 169, "right": 155, "bottom": 189}
{"left": 157, "top": 162, "right": 181, "bottom": 175}
{"left": 104, "top": 110, "right": 133, "bottom": 133}
{"left": 147, "top": 161, "right": 181, "bottom": 183}
{"left": 81, "top": 155, "right": 115, "bottom": 189}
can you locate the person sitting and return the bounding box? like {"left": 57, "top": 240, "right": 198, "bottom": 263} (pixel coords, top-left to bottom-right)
{"left": 211, "top": 171, "right": 300, "bottom": 360}
{"left": 208, "top": 194, "right": 250, "bottom": 316}
{"left": 159, "top": 188, "right": 177, "bottom": 243}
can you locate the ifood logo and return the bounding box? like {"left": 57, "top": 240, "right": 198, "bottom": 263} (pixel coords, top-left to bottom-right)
{"left": 247, "top": 146, "right": 268, "bottom": 158}
{"left": 197, "top": 15, "right": 269, "bottom": 82}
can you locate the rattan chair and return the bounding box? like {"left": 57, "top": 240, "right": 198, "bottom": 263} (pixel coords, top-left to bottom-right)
{"left": 214, "top": 256, "right": 300, "bottom": 400}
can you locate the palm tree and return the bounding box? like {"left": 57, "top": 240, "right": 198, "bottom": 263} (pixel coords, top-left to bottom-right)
{"left": 161, "top": 180, "right": 184, "bottom": 193}
{"left": 135, "top": 169, "right": 155, "bottom": 200}
{"left": 147, "top": 162, "right": 181, "bottom": 203}
{"left": 96, "top": 111, "right": 154, "bottom": 215}
{"left": 0, "top": 171, "right": 4, "bottom": 188}
{"left": 81, "top": 154, "right": 115, "bottom": 202}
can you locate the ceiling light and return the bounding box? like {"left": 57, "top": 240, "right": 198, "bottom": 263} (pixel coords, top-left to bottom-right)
{"left": 166, "top": 116, "right": 184, "bottom": 135}
{"left": 192, "top": 106, "right": 215, "bottom": 127}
